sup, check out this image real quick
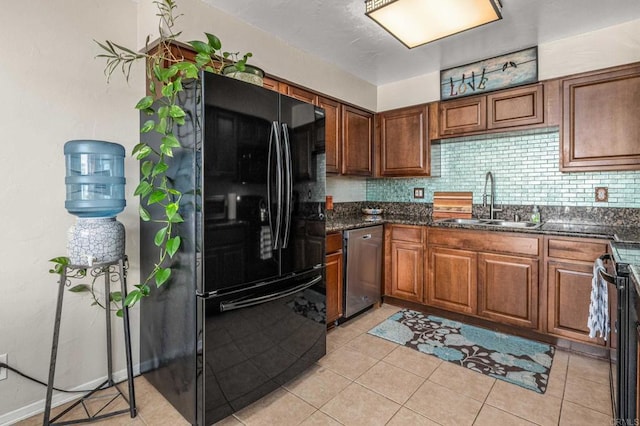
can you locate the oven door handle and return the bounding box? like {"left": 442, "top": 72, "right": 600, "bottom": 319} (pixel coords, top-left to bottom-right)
{"left": 597, "top": 253, "right": 617, "bottom": 285}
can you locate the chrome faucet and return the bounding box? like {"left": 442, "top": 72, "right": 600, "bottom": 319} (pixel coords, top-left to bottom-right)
{"left": 482, "top": 171, "right": 502, "bottom": 220}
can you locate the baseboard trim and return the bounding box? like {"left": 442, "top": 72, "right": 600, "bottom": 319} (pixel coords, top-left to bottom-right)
{"left": 0, "top": 364, "right": 141, "bottom": 426}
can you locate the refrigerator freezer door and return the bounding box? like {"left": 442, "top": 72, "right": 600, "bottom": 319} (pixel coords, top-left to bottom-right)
{"left": 200, "top": 270, "right": 326, "bottom": 424}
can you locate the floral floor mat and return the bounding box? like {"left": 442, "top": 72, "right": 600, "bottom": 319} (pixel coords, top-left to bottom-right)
{"left": 368, "top": 309, "right": 555, "bottom": 393}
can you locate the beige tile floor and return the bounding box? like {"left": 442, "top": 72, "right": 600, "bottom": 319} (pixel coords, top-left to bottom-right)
{"left": 17, "top": 304, "right": 614, "bottom": 425}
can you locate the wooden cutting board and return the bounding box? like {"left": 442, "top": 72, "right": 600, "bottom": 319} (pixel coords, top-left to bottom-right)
{"left": 432, "top": 192, "right": 473, "bottom": 219}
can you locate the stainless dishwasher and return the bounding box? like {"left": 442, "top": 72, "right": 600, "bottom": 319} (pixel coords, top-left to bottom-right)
{"left": 343, "top": 225, "right": 383, "bottom": 318}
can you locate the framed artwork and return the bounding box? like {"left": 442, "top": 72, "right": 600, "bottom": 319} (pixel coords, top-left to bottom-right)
{"left": 440, "top": 46, "right": 538, "bottom": 100}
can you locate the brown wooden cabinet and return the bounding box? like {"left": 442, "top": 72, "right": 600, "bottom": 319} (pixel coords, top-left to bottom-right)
{"left": 426, "top": 228, "right": 541, "bottom": 327}
{"left": 284, "top": 85, "right": 318, "bottom": 105}
{"left": 427, "top": 246, "right": 477, "bottom": 314}
{"left": 325, "top": 232, "right": 344, "bottom": 325}
{"left": 478, "top": 252, "right": 539, "bottom": 328}
{"left": 378, "top": 104, "right": 432, "bottom": 177}
{"left": 386, "top": 225, "right": 425, "bottom": 303}
{"left": 487, "top": 84, "right": 544, "bottom": 130}
{"left": 439, "top": 96, "right": 486, "bottom": 136}
{"left": 545, "top": 236, "right": 610, "bottom": 345}
{"left": 438, "top": 83, "right": 546, "bottom": 138}
{"left": 342, "top": 105, "right": 374, "bottom": 176}
{"left": 318, "top": 97, "right": 342, "bottom": 174}
{"left": 560, "top": 62, "right": 640, "bottom": 171}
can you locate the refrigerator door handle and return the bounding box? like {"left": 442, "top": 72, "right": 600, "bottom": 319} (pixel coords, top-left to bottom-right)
{"left": 219, "top": 274, "right": 322, "bottom": 312}
{"left": 281, "top": 123, "right": 293, "bottom": 249}
{"left": 268, "top": 121, "right": 283, "bottom": 250}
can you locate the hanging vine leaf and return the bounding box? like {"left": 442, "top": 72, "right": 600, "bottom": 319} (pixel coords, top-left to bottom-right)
{"left": 166, "top": 236, "right": 181, "bottom": 257}
{"left": 139, "top": 205, "right": 151, "bottom": 222}
{"left": 87, "top": 0, "right": 255, "bottom": 312}
{"left": 155, "top": 267, "right": 171, "bottom": 286}
{"left": 154, "top": 226, "right": 168, "bottom": 246}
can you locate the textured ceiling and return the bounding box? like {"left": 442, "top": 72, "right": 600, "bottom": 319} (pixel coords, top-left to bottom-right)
{"left": 203, "top": 0, "right": 640, "bottom": 86}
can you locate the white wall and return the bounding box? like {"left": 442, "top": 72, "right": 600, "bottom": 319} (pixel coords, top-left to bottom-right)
{"left": 147, "top": 0, "right": 378, "bottom": 111}
{"left": 378, "top": 18, "right": 640, "bottom": 111}
{"left": 0, "top": 0, "right": 143, "bottom": 422}
{"left": 0, "top": 0, "right": 376, "bottom": 423}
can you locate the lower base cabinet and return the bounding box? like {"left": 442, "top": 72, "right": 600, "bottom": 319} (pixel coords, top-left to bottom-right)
{"left": 478, "top": 253, "right": 538, "bottom": 328}
{"left": 386, "top": 225, "right": 425, "bottom": 303}
{"left": 425, "top": 228, "right": 541, "bottom": 329}
{"left": 427, "top": 246, "right": 477, "bottom": 314}
{"left": 547, "top": 261, "right": 604, "bottom": 344}
{"left": 545, "top": 236, "right": 611, "bottom": 346}
{"left": 326, "top": 232, "right": 343, "bottom": 325}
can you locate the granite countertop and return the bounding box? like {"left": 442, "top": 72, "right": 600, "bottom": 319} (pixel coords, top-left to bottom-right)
{"left": 327, "top": 214, "right": 640, "bottom": 242}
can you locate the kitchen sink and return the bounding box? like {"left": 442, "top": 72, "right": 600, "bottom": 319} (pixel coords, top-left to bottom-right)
{"left": 436, "top": 218, "right": 541, "bottom": 229}
{"left": 483, "top": 220, "right": 542, "bottom": 229}
{"left": 437, "top": 218, "right": 488, "bottom": 225}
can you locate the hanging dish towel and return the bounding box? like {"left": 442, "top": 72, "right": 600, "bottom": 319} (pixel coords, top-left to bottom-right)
{"left": 259, "top": 226, "right": 272, "bottom": 260}
{"left": 587, "top": 258, "right": 609, "bottom": 340}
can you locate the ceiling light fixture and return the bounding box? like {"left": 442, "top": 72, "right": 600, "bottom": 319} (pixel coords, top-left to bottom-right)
{"left": 365, "top": 0, "right": 503, "bottom": 49}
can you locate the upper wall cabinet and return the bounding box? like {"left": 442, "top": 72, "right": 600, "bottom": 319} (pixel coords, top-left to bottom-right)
{"left": 560, "top": 63, "right": 640, "bottom": 171}
{"left": 377, "top": 104, "right": 433, "bottom": 177}
{"left": 342, "top": 105, "right": 374, "bottom": 176}
{"left": 265, "top": 80, "right": 373, "bottom": 177}
{"left": 439, "top": 95, "right": 486, "bottom": 136}
{"left": 318, "top": 97, "right": 341, "bottom": 174}
{"left": 438, "top": 83, "right": 546, "bottom": 138}
{"left": 487, "top": 84, "right": 544, "bottom": 130}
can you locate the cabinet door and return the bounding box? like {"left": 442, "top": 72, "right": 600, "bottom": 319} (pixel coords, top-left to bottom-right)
{"left": 342, "top": 105, "right": 373, "bottom": 176}
{"left": 379, "top": 105, "right": 430, "bottom": 177}
{"left": 390, "top": 241, "right": 424, "bottom": 302}
{"left": 319, "top": 97, "right": 342, "bottom": 174}
{"left": 547, "top": 260, "right": 606, "bottom": 346}
{"left": 478, "top": 253, "right": 539, "bottom": 328}
{"left": 427, "top": 247, "right": 477, "bottom": 314}
{"left": 262, "top": 76, "right": 284, "bottom": 93}
{"left": 286, "top": 85, "right": 318, "bottom": 104}
{"left": 439, "top": 96, "right": 486, "bottom": 136}
{"left": 325, "top": 251, "right": 343, "bottom": 324}
{"left": 561, "top": 63, "right": 640, "bottom": 171}
{"left": 487, "top": 84, "right": 544, "bottom": 130}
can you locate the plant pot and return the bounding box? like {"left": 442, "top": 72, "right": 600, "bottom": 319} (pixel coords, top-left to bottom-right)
{"left": 222, "top": 64, "right": 265, "bottom": 86}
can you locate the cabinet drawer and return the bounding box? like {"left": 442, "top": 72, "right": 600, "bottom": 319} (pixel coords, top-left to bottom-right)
{"left": 391, "top": 225, "right": 423, "bottom": 243}
{"left": 326, "top": 232, "right": 343, "bottom": 254}
{"left": 546, "top": 237, "right": 608, "bottom": 262}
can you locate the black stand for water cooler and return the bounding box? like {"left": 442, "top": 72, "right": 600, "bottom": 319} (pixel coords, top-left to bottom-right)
{"left": 42, "top": 257, "right": 136, "bottom": 425}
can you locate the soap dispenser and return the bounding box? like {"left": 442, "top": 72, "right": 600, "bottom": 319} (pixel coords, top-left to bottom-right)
{"left": 531, "top": 205, "right": 541, "bottom": 223}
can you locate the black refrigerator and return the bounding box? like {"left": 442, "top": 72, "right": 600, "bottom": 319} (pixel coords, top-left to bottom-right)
{"left": 139, "top": 71, "right": 326, "bottom": 425}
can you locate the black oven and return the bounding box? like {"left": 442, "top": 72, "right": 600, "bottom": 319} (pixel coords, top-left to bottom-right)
{"left": 601, "top": 242, "right": 639, "bottom": 423}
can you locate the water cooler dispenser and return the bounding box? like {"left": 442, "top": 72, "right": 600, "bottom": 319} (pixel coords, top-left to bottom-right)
{"left": 64, "top": 140, "right": 126, "bottom": 266}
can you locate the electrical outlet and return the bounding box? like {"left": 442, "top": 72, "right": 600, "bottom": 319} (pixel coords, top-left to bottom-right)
{"left": 413, "top": 187, "right": 425, "bottom": 199}
{"left": 0, "top": 353, "right": 7, "bottom": 381}
{"left": 595, "top": 187, "right": 609, "bottom": 202}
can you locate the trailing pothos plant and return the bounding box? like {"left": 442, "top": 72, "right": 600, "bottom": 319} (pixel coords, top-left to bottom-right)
{"left": 50, "top": 0, "right": 253, "bottom": 316}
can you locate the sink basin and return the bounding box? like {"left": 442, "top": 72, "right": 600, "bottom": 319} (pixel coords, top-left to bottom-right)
{"left": 436, "top": 218, "right": 541, "bottom": 229}
{"left": 484, "top": 220, "right": 542, "bottom": 229}
{"left": 436, "top": 218, "right": 488, "bottom": 225}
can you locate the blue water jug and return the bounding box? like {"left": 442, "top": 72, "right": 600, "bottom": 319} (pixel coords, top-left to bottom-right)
{"left": 64, "top": 140, "right": 126, "bottom": 218}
